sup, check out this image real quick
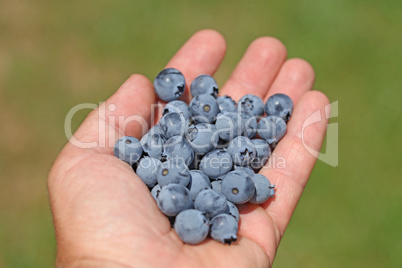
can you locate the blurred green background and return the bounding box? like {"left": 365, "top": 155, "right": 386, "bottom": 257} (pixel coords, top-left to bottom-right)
{"left": 0, "top": 0, "right": 401, "bottom": 267}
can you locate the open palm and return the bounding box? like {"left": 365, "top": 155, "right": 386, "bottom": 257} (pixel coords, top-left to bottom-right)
{"left": 48, "top": 30, "right": 329, "bottom": 268}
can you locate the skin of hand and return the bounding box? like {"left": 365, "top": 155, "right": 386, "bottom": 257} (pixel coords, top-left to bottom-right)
{"left": 48, "top": 29, "right": 329, "bottom": 268}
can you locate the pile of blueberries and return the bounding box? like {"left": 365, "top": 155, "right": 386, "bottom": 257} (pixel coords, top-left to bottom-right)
{"left": 113, "top": 68, "right": 293, "bottom": 245}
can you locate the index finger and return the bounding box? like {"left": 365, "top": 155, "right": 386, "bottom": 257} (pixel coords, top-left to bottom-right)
{"left": 164, "top": 29, "right": 227, "bottom": 103}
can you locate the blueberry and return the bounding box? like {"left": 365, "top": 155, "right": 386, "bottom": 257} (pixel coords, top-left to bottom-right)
{"left": 250, "top": 139, "right": 271, "bottom": 170}
{"left": 227, "top": 136, "right": 256, "bottom": 166}
{"left": 188, "top": 170, "right": 211, "bottom": 201}
{"left": 159, "top": 112, "right": 187, "bottom": 140}
{"left": 221, "top": 170, "right": 255, "bottom": 204}
{"left": 157, "top": 159, "right": 191, "bottom": 187}
{"left": 210, "top": 213, "right": 238, "bottom": 245}
{"left": 154, "top": 68, "right": 185, "bottom": 102}
{"left": 269, "top": 187, "right": 275, "bottom": 199}
{"left": 237, "top": 94, "right": 264, "bottom": 117}
{"left": 151, "top": 184, "right": 161, "bottom": 201}
{"left": 225, "top": 201, "right": 240, "bottom": 222}
{"left": 113, "top": 136, "right": 143, "bottom": 165}
{"left": 189, "top": 94, "right": 220, "bottom": 123}
{"left": 157, "top": 184, "right": 193, "bottom": 216}
{"left": 211, "top": 179, "right": 223, "bottom": 193}
{"left": 162, "top": 135, "right": 194, "bottom": 165}
{"left": 264, "top": 93, "right": 294, "bottom": 122}
{"left": 199, "top": 149, "right": 233, "bottom": 179}
{"left": 186, "top": 123, "right": 219, "bottom": 154}
{"left": 249, "top": 174, "right": 275, "bottom": 204}
{"left": 257, "top": 115, "right": 287, "bottom": 145}
{"left": 174, "top": 209, "right": 209, "bottom": 244}
{"left": 194, "top": 189, "right": 228, "bottom": 219}
{"left": 241, "top": 111, "right": 258, "bottom": 139}
{"left": 149, "top": 124, "right": 164, "bottom": 137}
{"left": 215, "top": 112, "right": 245, "bottom": 141}
{"left": 234, "top": 165, "right": 255, "bottom": 177}
{"left": 136, "top": 157, "right": 162, "bottom": 187}
{"left": 191, "top": 170, "right": 211, "bottom": 184}
{"left": 140, "top": 131, "right": 164, "bottom": 160}
{"left": 216, "top": 95, "right": 236, "bottom": 113}
{"left": 190, "top": 74, "right": 219, "bottom": 98}
{"left": 163, "top": 100, "right": 191, "bottom": 120}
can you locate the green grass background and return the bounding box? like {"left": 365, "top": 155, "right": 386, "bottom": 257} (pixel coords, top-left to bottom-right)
{"left": 0, "top": 0, "right": 401, "bottom": 267}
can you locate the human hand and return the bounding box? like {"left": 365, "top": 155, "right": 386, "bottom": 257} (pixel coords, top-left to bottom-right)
{"left": 48, "top": 30, "right": 329, "bottom": 268}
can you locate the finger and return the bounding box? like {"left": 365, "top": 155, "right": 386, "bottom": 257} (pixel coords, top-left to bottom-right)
{"left": 264, "top": 58, "right": 315, "bottom": 104}
{"left": 164, "top": 29, "right": 226, "bottom": 103}
{"left": 219, "top": 37, "right": 287, "bottom": 101}
{"left": 260, "top": 91, "right": 330, "bottom": 238}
